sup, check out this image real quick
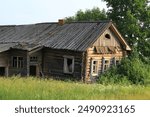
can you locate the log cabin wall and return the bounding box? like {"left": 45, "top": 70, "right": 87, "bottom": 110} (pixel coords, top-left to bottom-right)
{"left": 8, "top": 49, "right": 27, "bottom": 76}
{"left": 85, "top": 47, "right": 124, "bottom": 81}
{"left": 85, "top": 28, "right": 125, "bottom": 82}
{"left": 43, "top": 48, "right": 83, "bottom": 80}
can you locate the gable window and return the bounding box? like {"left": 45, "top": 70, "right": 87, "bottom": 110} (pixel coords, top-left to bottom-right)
{"left": 63, "top": 56, "right": 74, "bottom": 74}
{"left": 105, "top": 34, "right": 111, "bottom": 39}
{"left": 91, "top": 60, "right": 99, "bottom": 76}
{"left": 102, "top": 58, "right": 110, "bottom": 72}
{"left": 30, "top": 56, "right": 38, "bottom": 62}
{"left": 12, "top": 56, "right": 23, "bottom": 68}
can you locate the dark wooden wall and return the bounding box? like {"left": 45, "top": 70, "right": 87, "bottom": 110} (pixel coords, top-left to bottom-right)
{"left": 43, "top": 48, "right": 83, "bottom": 80}
{"left": 29, "top": 50, "right": 42, "bottom": 76}
{"left": 8, "top": 49, "right": 27, "bottom": 76}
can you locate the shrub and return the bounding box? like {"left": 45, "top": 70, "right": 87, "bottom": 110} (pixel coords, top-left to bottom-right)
{"left": 98, "top": 57, "right": 150, "bottom": 85}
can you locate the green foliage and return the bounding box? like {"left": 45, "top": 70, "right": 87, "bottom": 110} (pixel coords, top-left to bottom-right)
{"left": 65, "top": 7, "right": 107, "bottom": 22}
{"left": 98, "top": 67, "right": 131, "bottom": 85}
{"left": 98, "top": 54, "right": 150, "bottom": 85}
{"left": 0, "top": 77, "right": 150, "bottom": 100}
{"left": 103, "top": 0, "right": 150, "bottom": 61}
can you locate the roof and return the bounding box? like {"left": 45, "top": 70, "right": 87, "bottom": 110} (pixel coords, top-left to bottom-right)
{"left": 0, "top": 43, "right": 17, "bottom": 53}
{"left": 0, "top": 20, "right": 130, "bottom": 52}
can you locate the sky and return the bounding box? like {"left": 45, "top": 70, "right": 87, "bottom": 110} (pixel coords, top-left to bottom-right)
{"left": 0, "top": 0, "right": 107, "bottom": 25}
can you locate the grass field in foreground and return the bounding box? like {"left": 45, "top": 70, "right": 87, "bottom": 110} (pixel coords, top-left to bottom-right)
{"left": 0, "top": 77, "right": 150, "bottom": 100}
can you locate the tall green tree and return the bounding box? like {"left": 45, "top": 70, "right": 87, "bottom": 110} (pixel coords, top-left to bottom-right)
{"left": 65, "top": 7, "right": 107, "bottom": 22}
{"left": 102, "top": 0, "right": 150, "bottom": 62}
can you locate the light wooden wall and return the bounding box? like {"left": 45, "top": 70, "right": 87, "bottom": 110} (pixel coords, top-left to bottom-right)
{"left": 84, "top": 28, "right": 125, "bottom": 82}
{"left": 93, "top": 28, "right": 121, "bottom": 47}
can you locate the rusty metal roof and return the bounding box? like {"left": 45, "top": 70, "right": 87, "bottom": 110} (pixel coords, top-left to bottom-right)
{"left": 0, "top": 21, "right": 112, "bottom": 52}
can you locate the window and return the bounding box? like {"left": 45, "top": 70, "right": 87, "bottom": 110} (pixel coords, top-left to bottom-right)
{"left": 102, "top": 58, "right": 110, "bottom": 72}
{"left": 91, "top": 60, "right": 99, "bottom": 76}
{"left": 113, "top": 57, "right": 121, "bottom": 66}
{"left": 115, "top": 59, "right": 120, "bottom": 65}
{"left": 104, "top": 60, "right": 110, "bottom": 71}
{"left": 30, "top": 56, "right": 38, "bottom": 62}
{"left": 12, "top": 57, "right": 23, "bottom": 68}
{"left": 64, "top": 56, "right": 74, "bottom": 74}
{"left": 105, "top": 34, "right": 111, "bottom": 39}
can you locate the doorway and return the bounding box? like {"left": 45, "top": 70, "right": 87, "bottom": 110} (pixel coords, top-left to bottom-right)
{"left": 30, "top": 65, "right": 37, "bottom": 76}
{"left": 0, "top": 67, "right": 5, "bottom": 76}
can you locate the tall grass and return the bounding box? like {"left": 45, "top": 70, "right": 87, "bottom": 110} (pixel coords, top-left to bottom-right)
{"left": 0, "top": 77, "right": 150, "bottom": 100}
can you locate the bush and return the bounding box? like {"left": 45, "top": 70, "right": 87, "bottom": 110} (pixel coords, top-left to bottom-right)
{"left": 119, "top": 58, "right": 150, "bottom": 84}
{"left": 98, "top": 57, "right": 150, "bottom": 85}
{"left": 98, "top": 66, "right": 131, "bottom": 85}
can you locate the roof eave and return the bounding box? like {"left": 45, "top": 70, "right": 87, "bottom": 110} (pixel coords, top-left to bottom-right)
{"left": 110, "top": 24, "right": 131, "bottom": 51}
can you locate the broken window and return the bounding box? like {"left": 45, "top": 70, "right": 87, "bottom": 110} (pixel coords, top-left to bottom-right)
{"left": 64, "top": 56, "right": 74, "bottom": 74}
{"left": 91, "top": 60, "right": 99, "bottom": 76}
{"left": 12, "top": 56, "right": 23, "bottom": 68}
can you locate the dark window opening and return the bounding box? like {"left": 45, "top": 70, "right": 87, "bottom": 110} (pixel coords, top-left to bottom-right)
{"left": 105, "top": 34, "right": 111, "bottom": 39}
{"left": 67, "top": 58, "right": 72, "bottom": 72}
{"left": 0, "top": 67, "right": 5, "bottom": 76}
{"left": 116, "top": 60, "right": 120, "bottom": 65}
{"left": 30, "top": 65, "right": 36, "bottom": 76}
{"left": 64, "top": 57, "right": 74, "bottom": 74}
{"left": 12, "top": 57, "right": 23, "bottom": 68}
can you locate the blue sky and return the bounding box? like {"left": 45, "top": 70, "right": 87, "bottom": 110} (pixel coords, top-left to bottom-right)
{"left": 0, "top": 0, "right": 107, "bottom": 25}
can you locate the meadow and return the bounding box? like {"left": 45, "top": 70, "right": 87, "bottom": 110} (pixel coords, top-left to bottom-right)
{"left": 0, "top": 77, "right": 150, "bottom": 100}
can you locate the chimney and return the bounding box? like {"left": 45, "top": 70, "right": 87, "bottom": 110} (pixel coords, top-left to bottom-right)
{"left": 58, "top": 19, "right": 65, "bottom": 25}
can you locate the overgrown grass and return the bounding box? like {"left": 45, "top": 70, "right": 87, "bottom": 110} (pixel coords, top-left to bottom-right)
{"left": 0, "top": 77, "right": 150, "bottom": 100}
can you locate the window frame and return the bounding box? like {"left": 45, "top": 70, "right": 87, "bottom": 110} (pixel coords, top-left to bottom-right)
{"left": 30, "top": 56, "right": 38, "bottom": 62}
{"left": 114, "top": 57, "right": 121, "bottom": 66}
{"left": 102, "top": 57, "right": 110, "bottom": 72}
{"left": 91, "top": 59, "right": 99, "bottom": 76}
{"left": 63, "top": 56, "right": 74, "bottom": 74}
{"left": 12, "top": 56, "right": 24, "bottom": 68}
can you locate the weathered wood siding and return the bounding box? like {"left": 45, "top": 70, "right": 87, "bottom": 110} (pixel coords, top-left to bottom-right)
{"left": 85, "top": 28, "right": 125, "bottom": 81}
{"left": 85, "top": 48, "right": 123, "bottom": 81}
{"left": 29, "top": 50, "right": 42, "bottom": 76}
{"left": 93, "top": 28, "right": 121, "bottom": 47}
{"left": 43, "top": 48, "right": 83, "bottom": 80}
{"left": 0, "top": 51, "right": 9, "bottom": 76}
{"left": 8, "top": 49, "right": 27, "bottom": 76}
{"left": 0, "top": 52, "right": 9, "bottom": 66}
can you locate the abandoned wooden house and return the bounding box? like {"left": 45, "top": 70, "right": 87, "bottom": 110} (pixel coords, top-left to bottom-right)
{"left": 0, "top": 20, "right": 131, "bottom": 82}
